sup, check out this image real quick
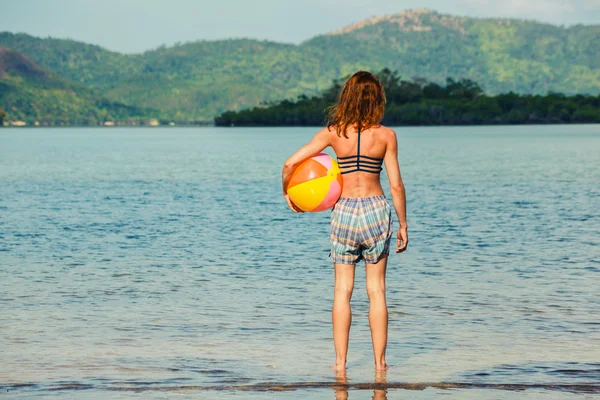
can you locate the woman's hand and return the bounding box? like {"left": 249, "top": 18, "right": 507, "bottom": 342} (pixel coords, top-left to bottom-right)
{"left": 396, "top": 227, "right": 408, "bottom": 253}
{"left": 284, "top": 194, "right": 304, "bottom": 213}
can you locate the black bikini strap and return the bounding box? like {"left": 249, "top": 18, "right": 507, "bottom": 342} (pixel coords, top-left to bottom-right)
{"left": 356, "top": 127, "right": 361, "bottom": 169}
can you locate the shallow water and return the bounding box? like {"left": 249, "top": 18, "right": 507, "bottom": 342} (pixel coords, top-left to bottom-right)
{"left": 1, "top": 125, "right": 599, "bottom": 398}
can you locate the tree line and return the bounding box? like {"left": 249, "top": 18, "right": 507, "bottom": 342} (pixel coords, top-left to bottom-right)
{"left": 214, "top": 69, "right": 600, "bottom": 126}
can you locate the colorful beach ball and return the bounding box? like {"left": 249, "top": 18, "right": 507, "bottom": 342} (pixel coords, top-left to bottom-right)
{"left": 287, "top": 153, "right": 343, "bottom": 212}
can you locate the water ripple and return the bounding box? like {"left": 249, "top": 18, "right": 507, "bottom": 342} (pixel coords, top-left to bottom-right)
{"left": 1, "top": 126, "right": 599, "bottom": 398}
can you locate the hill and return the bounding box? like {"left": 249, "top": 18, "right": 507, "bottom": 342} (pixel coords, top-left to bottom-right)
{"left": 0, "top": 33, "right": 334, "bottom": 121}
{"left": 0, "top": 46, "right": 158, "bottom": 125}
{"left": 304, "top": 10, "right": 600, "bottom": 95}
{"left": 0, "top": 9, "right": 599, "bottom": 121}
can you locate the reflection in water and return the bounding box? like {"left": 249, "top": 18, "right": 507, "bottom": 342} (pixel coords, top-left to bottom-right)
{"left": 332, "top": 370, "right": 388, "bottom": 400}
{"left": 332, "top": 371, "right": 348, "bottom": 400}
{"left": 373, "top": 370, "right": 388, "bottom": 400}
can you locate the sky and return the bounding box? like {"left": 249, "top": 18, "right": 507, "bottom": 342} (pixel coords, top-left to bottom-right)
{"left": 2, "top": 0, "right": 599, "bottom": 53}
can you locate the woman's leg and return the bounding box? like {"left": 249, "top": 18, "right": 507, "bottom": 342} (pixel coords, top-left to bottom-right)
{"left": 365, "top": 255, "right": 389, "bottom": 371}
{"left": 332, "top": 263, "right": 355, "bottom": 371}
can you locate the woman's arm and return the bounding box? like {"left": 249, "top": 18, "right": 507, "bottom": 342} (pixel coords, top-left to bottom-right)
{"left": 282, "top": 128, "right": 331, "bottom": 212}
{"left": 383, "top": 129, "right": 408, "bottom": 252}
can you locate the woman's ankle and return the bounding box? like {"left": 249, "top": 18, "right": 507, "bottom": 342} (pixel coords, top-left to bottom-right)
{"left": 374, "top": 359, "right": 388, "bottom": 370}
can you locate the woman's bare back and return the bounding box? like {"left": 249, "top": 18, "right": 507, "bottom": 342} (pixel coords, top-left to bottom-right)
{"left": 328, "top": 124, "right": 394, "bottom": 198}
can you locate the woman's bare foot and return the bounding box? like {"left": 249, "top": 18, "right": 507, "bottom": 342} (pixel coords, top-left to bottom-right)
{"left": 375, "top": 368, "right": 388, "bottom": 383}
{"left": 335, "top": 369, "right": 348, "bottom": 382}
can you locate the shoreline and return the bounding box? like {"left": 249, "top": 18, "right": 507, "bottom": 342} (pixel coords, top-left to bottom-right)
{"left": 3, "top": 381, "right": 600, "bottom": 394}
{"left": 1, "top": 122, "right": 599, "bottom": 129}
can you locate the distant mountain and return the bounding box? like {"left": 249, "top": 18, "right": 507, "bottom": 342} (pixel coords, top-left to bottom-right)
{"left": 0, "top": 46, "right": 157, "bottom": 125}
{"left": 0, "top": 9, "right": 599, "bottom": 122}
{"left": 305, "top": 9, "right": 599, "bottom": 94}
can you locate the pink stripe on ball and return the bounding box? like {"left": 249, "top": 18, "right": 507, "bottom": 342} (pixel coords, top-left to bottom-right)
{"left": 312, "top": 179, "right": 342, "bottom": 212}
{"left": 312, "top": 153, "right": 333, "bottom": 170}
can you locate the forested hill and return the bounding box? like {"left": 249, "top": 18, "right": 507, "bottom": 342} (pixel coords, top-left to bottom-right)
{"left": 0, "top": 46, "right": 156, "bottom": 125}
{"left": 305, "top": 10, "right": 599, "bottom": 94}
{"left": 1, "top": 9, "right": 599, "bottom": 123}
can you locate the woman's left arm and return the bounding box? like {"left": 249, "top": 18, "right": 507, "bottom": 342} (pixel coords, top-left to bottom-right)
{"left": 282, "top": 128, "right": 331, "bottom": 212}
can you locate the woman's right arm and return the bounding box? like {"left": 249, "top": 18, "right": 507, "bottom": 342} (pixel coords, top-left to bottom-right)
{"left": 383, "top": 129, "right": 408, "bottom": 253}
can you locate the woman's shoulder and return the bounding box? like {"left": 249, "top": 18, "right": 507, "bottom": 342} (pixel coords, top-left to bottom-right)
{"left": 375, "top": 123, "right": 394, "bottom": 132}
{"left": 374, "top": 124, "right": 397, "bottom": 139}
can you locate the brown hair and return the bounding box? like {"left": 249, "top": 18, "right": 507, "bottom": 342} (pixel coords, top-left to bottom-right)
{"left": 327, "top": 71, "right": 386, "bottom": 138}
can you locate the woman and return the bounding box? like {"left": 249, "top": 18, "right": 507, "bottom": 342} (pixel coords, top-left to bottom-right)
{"left": 281, "top": 71, "right": 408, "bottom": 372}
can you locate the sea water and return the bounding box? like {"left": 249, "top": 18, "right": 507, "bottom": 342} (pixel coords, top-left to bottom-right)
{"left": 1, "top": 125, "right": 599, "bottom": 399}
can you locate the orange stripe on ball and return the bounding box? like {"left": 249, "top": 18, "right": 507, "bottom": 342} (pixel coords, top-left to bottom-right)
{"left": 287, "top": 159, "right": 328, "bottom": 190}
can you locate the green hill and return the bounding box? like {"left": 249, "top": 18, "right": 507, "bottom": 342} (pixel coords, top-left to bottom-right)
{"left": 0, "top": 33, "right": 335, "bottom": 121}
{"left": 302, "top": 9, "right": 600, "bottom": 96}
{"left": 0, "top": 46, "right": 157, "bottom": 125}
{"left": 0, "top": 9, "right": 599, "bottom": 122}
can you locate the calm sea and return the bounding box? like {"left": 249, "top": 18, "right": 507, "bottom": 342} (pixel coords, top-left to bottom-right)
{"left": 1, "top": 125, "right": 599, "bottom": 399}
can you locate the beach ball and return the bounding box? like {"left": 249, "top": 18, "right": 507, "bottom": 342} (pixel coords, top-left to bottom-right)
{"left": 287, "top": 153, "right": 343, "bottom": 212}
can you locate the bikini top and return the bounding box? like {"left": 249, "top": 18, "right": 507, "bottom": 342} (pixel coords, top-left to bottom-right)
{"left": 337, "top": 128, "right": 384, "bottom": 175}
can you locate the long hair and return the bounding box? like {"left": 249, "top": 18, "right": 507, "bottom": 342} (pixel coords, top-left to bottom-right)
{"left": 327, "top": 71, "right": 386, "bottom": 138}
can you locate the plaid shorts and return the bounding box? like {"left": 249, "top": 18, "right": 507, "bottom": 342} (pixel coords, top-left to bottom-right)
{"left": 330, "top": 196, "right": 393, "bottom": 264}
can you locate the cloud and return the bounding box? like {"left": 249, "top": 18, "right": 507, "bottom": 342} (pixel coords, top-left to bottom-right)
{"left": 457, "top": 0, "right": 600, "bottom": 24}
{"left": 459, "top": 0, "right": 569, "bottom": 14}
{"left": 582, "top": 0, "right": 600, "bottom": 10}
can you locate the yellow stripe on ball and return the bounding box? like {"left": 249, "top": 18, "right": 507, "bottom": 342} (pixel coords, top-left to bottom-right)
{"left": 287, "top": 175, "right": 333, "bottom": 212}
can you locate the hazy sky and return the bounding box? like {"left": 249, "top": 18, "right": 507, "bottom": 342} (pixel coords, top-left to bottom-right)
{"left": 2, "top": 0, "right": 599, "bottom": 53}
